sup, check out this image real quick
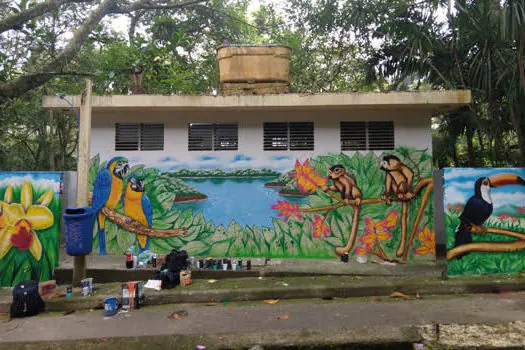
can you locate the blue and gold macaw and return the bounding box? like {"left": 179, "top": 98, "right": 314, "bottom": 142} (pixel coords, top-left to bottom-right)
{"left": 92, "top": 157, "right": 130, "bottom": 255}
{"left": 124, "top": 176, "right": 153, "bottom": 253}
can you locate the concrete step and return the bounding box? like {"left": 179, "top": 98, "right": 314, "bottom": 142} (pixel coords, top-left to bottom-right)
{"left": 2, "top": 294, "right": 525, "bottom": 349}
{"left": 55, "top": 255, "right": 445, "bottom": 284}
{"left": 1, "top": 274, "right": 524, "bottom": 313}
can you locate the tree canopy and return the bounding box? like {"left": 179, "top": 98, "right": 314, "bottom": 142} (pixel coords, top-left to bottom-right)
{"left": 1, "top": 0, "right": 524, "bottom": 170}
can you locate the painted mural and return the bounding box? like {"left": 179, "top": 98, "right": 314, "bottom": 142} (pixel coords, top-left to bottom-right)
{"left": 89, "top": 147, "right": 435, "bottom": 263}
{"left": 445, "top": 168, "right": 525, "bottom": 275}
{"left": 0, "top": 172, "right": 63, "bottom": 286}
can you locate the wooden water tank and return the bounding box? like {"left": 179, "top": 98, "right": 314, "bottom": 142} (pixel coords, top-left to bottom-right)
{"left": 217, "top": 44, "right": 292, "bottom": 95}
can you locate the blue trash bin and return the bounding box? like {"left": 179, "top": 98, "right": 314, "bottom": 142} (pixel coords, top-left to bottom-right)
{"left": 63, "top": 207, "right": 96, "bottom": 256}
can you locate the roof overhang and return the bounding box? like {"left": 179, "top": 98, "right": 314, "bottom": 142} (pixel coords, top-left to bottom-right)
{"left": 42, "top": 90, "right": 471, "bottom": 114}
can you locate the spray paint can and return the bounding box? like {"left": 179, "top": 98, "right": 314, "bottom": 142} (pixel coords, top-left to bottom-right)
{"left": 152, "top": 254, "right": 157, "bottom": 268}
{"left": 66, "top": 286, "right": 73, "bottom": 298}
{"left": 247, "top": 259, "right": 252, "bottom": 271}
{"left": 132, "top": 255, "right": 138, "bottom": 268}
{"left": 341, "top": 252, "right": 349, "bottom": 263}
{"left": 126, "top": 252, "right": 133, "bottom": 269}
{"left": 238, "top": 260, "right": 242, "bottom": 271}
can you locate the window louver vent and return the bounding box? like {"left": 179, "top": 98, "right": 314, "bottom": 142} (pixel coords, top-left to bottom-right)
{"left": 115, "top": 123, "right": 139, "bottom": 151}
{"left": 264, "top": 122, "right": 314, "bottom": 151}
{"left": 214, "top": 124, "right": 238, "bottom": 151}
{"left": 341, "top": 121, "right": 394, "bottom": 151}
{"left": 188, "top": 123, "right": 238, "bottom": 151}
{"left": 290, "top": 122, "right": 314, "bottom": 151}
{"left": 141, "top": 123, "right": 164, "bottom": 151}
{"left": 264, "top": 122, "right": 288, "bottom": 151}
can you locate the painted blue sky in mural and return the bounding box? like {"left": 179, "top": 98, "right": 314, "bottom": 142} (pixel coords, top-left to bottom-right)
{"left": 0, "top": 172, "right": 63, "bottom": 195}
{"left": 444, "top": 168, "right": 525, "bottom": 209}
{"left": 150, "top": 153, "right": 295, "bottom": 172}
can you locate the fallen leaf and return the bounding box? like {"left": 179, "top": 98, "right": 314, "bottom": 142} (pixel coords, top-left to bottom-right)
{"left": 264, "top": 299, "right": 280, "bottom": 304}
{"left": 390, "top": 292, "right": 413, "bottom": 301}
{"left": 277, "top": 314, "right": 291, "bottom": 320}
{"left": 205, "top": 302, "right": 218, "bottom": 306}
{"left": 281, "top": 282, "right": 289, "bottom": 286}
{"left": 372, "top": 297, "right": 380, "bottom": 302}
{"left": 416, "top": 292, "right": 421, "bottom": 299}
{"left": 170, "top": 310, "right": 188, "bottom": 319}
{"left": 207, "top": 279, "right": 218, "bottom": 284}
{"left": 322, "top": 297, "right": 333, "bottom": 300}
{"left": 63, "top": 310, "right": 75, "bottom": 316}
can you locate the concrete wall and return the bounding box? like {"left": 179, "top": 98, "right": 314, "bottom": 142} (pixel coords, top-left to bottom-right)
{"left": 90, "top": 108, "right": 432, "bottom": 165}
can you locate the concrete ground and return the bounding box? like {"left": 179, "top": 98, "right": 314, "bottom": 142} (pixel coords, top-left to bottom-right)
{"left": 2, "top": 294, "right": 525, "bottom": 349}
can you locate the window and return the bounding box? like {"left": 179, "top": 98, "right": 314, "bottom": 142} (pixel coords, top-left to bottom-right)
{"left": 264, "top": 122, "right": 314, "bottom": 151}
{"left": 188, "top": 123, "right": 238, "bottom": 151}
{"left": 341, "top": 121, "right": 394, "bottom": 151}
{"left": 115, "top": 123, "right": 164, "bottom": 151}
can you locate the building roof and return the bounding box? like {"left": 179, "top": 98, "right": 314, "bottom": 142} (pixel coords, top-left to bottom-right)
{"left": 42, "top": 90, "right": 470, "bottom": 114}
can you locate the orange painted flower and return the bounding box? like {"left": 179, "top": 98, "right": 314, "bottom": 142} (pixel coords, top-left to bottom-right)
{"left": 511, "top": 216, "right": 518, "bottom": 223}
{"left": 271, "top": 200, "right": 302, "bottom": 221}
{"left": 498, "top": 213, "right": 510, "bottom": 221}
{"left": 454, "top": 204, "right": 463, "bottom": 212}
{"left": 447, "top": 203, "right": 453, "bottom": 211}
{"left": 359, "top": 229, "right": 392, "bottom": 247}
{"left": 414, "top": 227, "right": 435, "bottom": 255}
{"left": 312, "top": 215, "right": 330, "bottom": 239}
{"left": 291, "top": 160, "right": 327, "bottom": 194}
{"left": 354, "top": 246, "right": 369, "bottom": 256}
{"left": 517, "top": 207, "right": 525, "bottom": 215}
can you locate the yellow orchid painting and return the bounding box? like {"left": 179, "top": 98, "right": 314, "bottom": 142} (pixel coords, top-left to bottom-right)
{"left": 0, "top": 173, "right": 62, "bottom": 287}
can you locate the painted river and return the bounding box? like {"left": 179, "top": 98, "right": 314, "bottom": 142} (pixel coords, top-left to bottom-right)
{"left": 175, "top": 177, "right": 307, "bottom": 227}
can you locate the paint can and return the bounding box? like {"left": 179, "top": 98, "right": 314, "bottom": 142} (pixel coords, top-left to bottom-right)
{"left": 341, "top": 253, "right": 349, "bottom": 263}
{"left": 227, "top": 258, "right": 232, "bottom": 270}
{"left": 247, "top": 260, "right": 252, "bottom": 270}
{"left": 80, "top": 278, "right": 93, "bottom": 296}
{"left": 132, "top": 255, "right": 138, "bottom": 268}
{"left": 66, "top": 286, "right": 73, "bottom": 298}
{"left": 126, "top": 252, "right": 133, "bottom": 269}
{"left": 231, "top": 262, "right": 237, "bottom": 271}
{"left": 222, "top": 263, "right": 228, "bottom": 271}
{"left": 152, "top": 254, "right": 157, "bottom": 268}
{"left": 189, "top": 256, "right": 195, "bottom": 268}
{"left": 238, "top": 260, "right": 242, "bottom": 271}
{"left": 199, "top": 259, "right": 204, "bottom": 269}
{"left": 104, "top": 296, "right": 118, "bottom": 316}
{"left": 196, "top": 260, "right": 201, "bottom": 269}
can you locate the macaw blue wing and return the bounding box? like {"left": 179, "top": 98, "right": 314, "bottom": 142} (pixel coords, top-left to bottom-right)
{"left": 92, "top": 169, "right": 112, "bottom": 210}
{"left": 142, "top": 194, "right": 153, "bottom": 228}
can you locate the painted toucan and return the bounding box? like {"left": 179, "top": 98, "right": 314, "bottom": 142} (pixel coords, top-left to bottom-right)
{"left": 124, "top": 176, "right": 153, "bottom": 253}
{"left": 454, "top": 173, "right": 525, "bottom": 259}
{"left": 92, "top": 157, "right": 130, "bottom": 255}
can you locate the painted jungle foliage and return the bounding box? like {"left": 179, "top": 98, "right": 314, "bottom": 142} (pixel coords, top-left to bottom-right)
{"left": 0, "top": 173, "right": 62, "bottom": 287}
{"left": 89, "top": 147, "right": 435, "bottom": 263}
{"left": 445, "top": 168, "right": 525, "bottom": 275}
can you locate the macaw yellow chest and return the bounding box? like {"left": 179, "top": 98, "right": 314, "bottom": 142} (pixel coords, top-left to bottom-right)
{"left": 107, "top": 177, "right": 123, "bottom": 209}
{"left": 124, "top": 193, "right": 148, "bottom": 227}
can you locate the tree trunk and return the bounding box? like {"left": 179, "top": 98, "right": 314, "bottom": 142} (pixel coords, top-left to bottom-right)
{"left": 466, "top": 125, "right": 475, "bottom": 166}
{"left": 511, "top": 104, "right": 525, "bottom": 166}
{"left": 49, "top": 109, "right": 55, "bottom": 171}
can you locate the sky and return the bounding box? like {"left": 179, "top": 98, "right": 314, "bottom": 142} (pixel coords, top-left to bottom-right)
{"left": 444, "top": 168, "right": 525, "bottom": 209}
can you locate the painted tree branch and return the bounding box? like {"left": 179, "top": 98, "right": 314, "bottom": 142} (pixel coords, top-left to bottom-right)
{"left": 300, "top": 177, "right": 433, "bottom": 214}
{"left": 100, "top": 207, "right": 187, "bottom": 238}
{"left": 446, "top": 226, "right": 525, "bottom": 261}
{"left": 447, "top": 241, "right": 525, "bottom": 261}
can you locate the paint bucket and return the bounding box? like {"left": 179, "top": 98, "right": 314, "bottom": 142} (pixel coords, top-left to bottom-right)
{"left": 80, "top": 278, "right": 93, "bottom": 296}
{"left": 222, "top": 263, "right": 228, "bottom": 271}
{"left": 104, "top": 296, "right": 118, "bottom": 316}
{"left": 231, "top": 263, "right": 237, "bottom": 271}
{"left": 356, "top": 255, "right": 368, "bottom": 264}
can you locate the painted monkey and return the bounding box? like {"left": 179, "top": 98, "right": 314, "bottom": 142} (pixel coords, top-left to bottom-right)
{"left": 379, "top": 155, "right": 415, "bottom": 257}
{"left": 380, "top": 155, "right": 414, "bottom": 204}
{"left": 321, "top": 164, "right": 362, "bottom": 206}
{"left": 321, "top": 164, "right": 362, "bottom": 257}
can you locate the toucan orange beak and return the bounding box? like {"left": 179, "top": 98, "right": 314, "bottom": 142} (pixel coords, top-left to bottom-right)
{"left": 488, "top": 173, "right": 525, "bottom": 187}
